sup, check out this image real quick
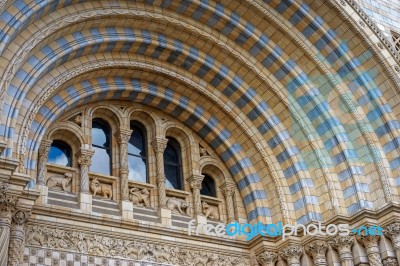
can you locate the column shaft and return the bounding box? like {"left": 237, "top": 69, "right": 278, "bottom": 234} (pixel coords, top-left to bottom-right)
{"left": 221, "top": 182, "right": 236, "bottom": 223}
{"left": 189, "top": 175, "right": 204, "bottom": 215}
{"left": 76, "top": 149, "right": 94, "bottom": 193}
{"left": 8, "top": 210, "right": 29, "bottom": 266}
{"left": 117, "top": 129, "right": 132, "bottom": 201}
{"left": 37, "top": 140, "right": 52, "bottom": 185}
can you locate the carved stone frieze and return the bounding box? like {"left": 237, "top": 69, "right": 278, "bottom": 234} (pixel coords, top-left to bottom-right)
{"left": 45, "top": 172, "right": 73, "bottom": 192}
{"left": 129, "top": 188, "right": 150, "bottom": 207}
{"left": 25, "top": 225, "right": 249, "bottom": 265}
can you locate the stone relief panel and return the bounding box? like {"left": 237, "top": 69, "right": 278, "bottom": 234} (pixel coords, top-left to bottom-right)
{"left": 129, "top": 188, "right": 150, "bottom": 207}
{"left": 90, "top": 178, "right": 113, "bottom": 199}
{"left": 166, "top": 197, "right": 188, "bottom": 214}
{"left": 25, "top": 225, "right": 249, "bottom": 266}
{"left": 46, "top": 172, "right": 73, "bottom": 192}
{"left": 201, "top": 201, "right": 219, "bottom": 220}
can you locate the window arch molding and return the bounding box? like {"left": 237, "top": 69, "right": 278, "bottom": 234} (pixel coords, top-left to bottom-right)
{"left": 88, "top": 105, "right": 124, "bottom": 131}
{"left": 128, "top": 110, "right": 157, "bottom": 141}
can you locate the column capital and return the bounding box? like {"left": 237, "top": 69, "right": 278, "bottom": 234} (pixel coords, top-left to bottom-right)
{"left": 220, "top": 181, "right": 236, "bottom": 197}
{"left": 279, "top": 245, "right": 303, "bottom": 264}
{"left": 188, "top": 174, "right": 204, "bottom": 190}
{"left": 116, "top": 128, "right": 132, "bottom": 144}
{"left": 38, "top": 139, "right": 53, "bottom": 156}
{"left": 329, "top": 235, "right": 354, "bottom": 253}
{"left": 76, "top": 149, "right": 94, "bottom": 166}
{"left": 305, "top": 240, "right": 328, "bottom": 264}
{"left": 0, "top": 183, "right": 19, "bottom": 213}
{"left": 356, "top": 233, "right": 381, "bottom": 250}
{"left": 256, "top": 250, "right": 278, "bottom": 266}
{"left": 383, "top": 258, "right": 398, "bottom": 266}
{"left": 151, "top": 137, "right": 168, "bottom": 153}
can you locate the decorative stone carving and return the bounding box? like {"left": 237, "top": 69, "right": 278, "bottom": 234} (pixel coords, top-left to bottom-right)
{"left": 73, "top": 114, "right": 82, "bottom": 125}
{"left": 45, "top": 172, "right": 73, "bottom": 192}
{"left": 117, "top": 128, "right": 133, "bottom": 201}
{"left": 202, "top": 201, "right": 219, "bottom": 220}
{"left": 329, "top": 235, "right": 354, "bottom": 264}
{"left": 385, "top": 223, "right": 400, "bottom": 264}
{"left": 305, "top": 240, "right": 328, "bottom": 266}
{"left": 25, "top": 225, "right": 249, "bottom": 265}
{"left": 279, "top": 245, "right": 303, "bottom": 266}
{"left": 129, "top": 188, "right": 150, "bottom": 207}
{"left": 383, "top": 258, "right": 398, "bottom": 266}
{"left": 199, "top": 145, "right": 209, "bottom": 156}
{"left": 166, "top": 197, "right": 188, "bottom": 214}
{"left": 356, "top": 234, "right": 383, "bottom": 266}
{"left": 256, "top": 251, "right": 278, "bottom": 266}
{"left": 90, "top": 178, "right": 112, "bottom": 199}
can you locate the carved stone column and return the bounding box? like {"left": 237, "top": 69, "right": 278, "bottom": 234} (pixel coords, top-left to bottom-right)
{"left": 305, "top": 240, "right": 329, "bottom": 266}
{"left": 330, "top": 235, "right": 355, "bottom": 266}
{"left": 76, "top": 149, "right": 94, "bottom": 193}
{"left": 8, "top": 210, "right": 29, "bottom": 266}
{"left": 386, "top": 223, "right": 400, "bottom": 264}
{"left": 256, "top": 251, "right": 278, "bottom": 266}
{"left": 356, "top": 234, "right": 383, "bottom": 266}
{"left": 279, "top": 245, "right": 303, "bottom": 266}
{"left": 37, "top": 140, "right": 52, "bottom": 185}
{"left": 220, "top": 182, "right": 236, "bottom": 223}
{"left": 151, "top": 137, "right": 168, "bottom": 208}
{"left": 117, "top": 128, "right": 132, "bottom": 201}
{"left": 0, "top": 184, "right": 19, "bottom": 266}
{"left": 188, "top": 174, "right": 204, "bottom": 216}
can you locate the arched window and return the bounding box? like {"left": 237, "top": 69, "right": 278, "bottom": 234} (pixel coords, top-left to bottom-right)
{"left": 91, "top": 118, "right": 112, "bottom": 175}
{"left": 128, "top": 122, "right": 147, "bottom": 183}
{"left": 164, "top": 138, "right": 183, "bottom": 190}
{"left": 48, "top": 140, "right": 72, "bottom": 167}
{"left": 200, "top": 174, "right": 216, "bottom": 197}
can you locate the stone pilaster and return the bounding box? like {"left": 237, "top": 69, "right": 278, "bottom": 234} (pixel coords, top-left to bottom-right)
{"left": 76, "top": 149, "right": 94, "bottom": 193}
{"left": 0, "top": 184, "right": 19, "bottom": 266}
{"left": 151, "top": 137, "right": 168, "bottom": 208}
{"left": 37, "top": 140, "right": 52, "bottom": 185}
{"left": 305, "top": 240, "right": 329, "bottom": 266}
{"left": 256, "top": 251, "right": 278, "bottom": 266}
{"left": 220, "top": 181, "right": 236, "bottom": 223}
{"left": 329, "top": 235, "right": 355, "bottom": 266}
{"left": 188, "top": 174, "right": 204, "bottom": 216}
{"left": 356, "top": 234, "right": 383, "bottom": 266}
{"left": 386, "top": 223, "right": 400, "bottom": 265}
{"left": 8, "top": 210, "right": 29, "bottom": 266}
{"left": 117, "top": 128, "right": 133, "bottom": 201}
{"left": 279, "top": 245, "right": 303, "bottom": 266}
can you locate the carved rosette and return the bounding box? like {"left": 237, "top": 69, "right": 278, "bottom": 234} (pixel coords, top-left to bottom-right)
{"left": 151, "top": 137, "right": 168, "bottom": 207}
{"left": 356, "top": 234, "right": 383, "bottom": 266}
{"left": 117, "top": 128, "right": 132, "bottom": 201}
{"left": 37, "top": 140, "right": 52, "bottom": 185}
{"left": 8, "top": 210, "right": 30, "bottom": 266}
{"left": 305, "top": 240, "right": 328, "bottom": 266}
{"left": 256, "top": 251, "right": 278, "bottom": 266}
{"left": 188, "top": 175, "right": 204, "bottom": 216}
{"left": 279, "top": 245, "right": 303, "bottom": 266}
{"left": 329, "top": 235, "right": 354, "bottom": 262}
{"left": 220, "top": 182, "right": 236, "bottom": 223}
{"left": 76, "top": 149, "right": 94, "bottom": 193}
{"left": 386, "top": 223, "right": 400, "bottom": 250}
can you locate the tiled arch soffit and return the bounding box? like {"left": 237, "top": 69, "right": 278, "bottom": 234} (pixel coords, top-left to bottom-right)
{"left": 0, "top": 0, "right": 399, "bottom": 226}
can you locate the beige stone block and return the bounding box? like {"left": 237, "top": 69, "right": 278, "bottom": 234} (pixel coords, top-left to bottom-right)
{"left": 159, "top": 207, "right": 172, "bottom": 227}
{"left": 35, "top": 185, "right": 48, "bottom": 205}
{"left": 79, "top": 192, "right": 92, "bottom": 213}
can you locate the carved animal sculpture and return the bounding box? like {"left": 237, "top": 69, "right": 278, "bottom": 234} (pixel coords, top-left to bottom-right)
{"left": 129, "top": 187, "right": 150, "bottom": 206}
{"left": 90, "top": 178, "right": 112, "bottom": 199}
{"left": 202, "top": 201, "right": 220, "bottom": 220}
{"left": 46, "top": 172, "right": 73, "bottom": 191}
{"left": 166, "top": 197, "right": 188, "bottom": 214}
